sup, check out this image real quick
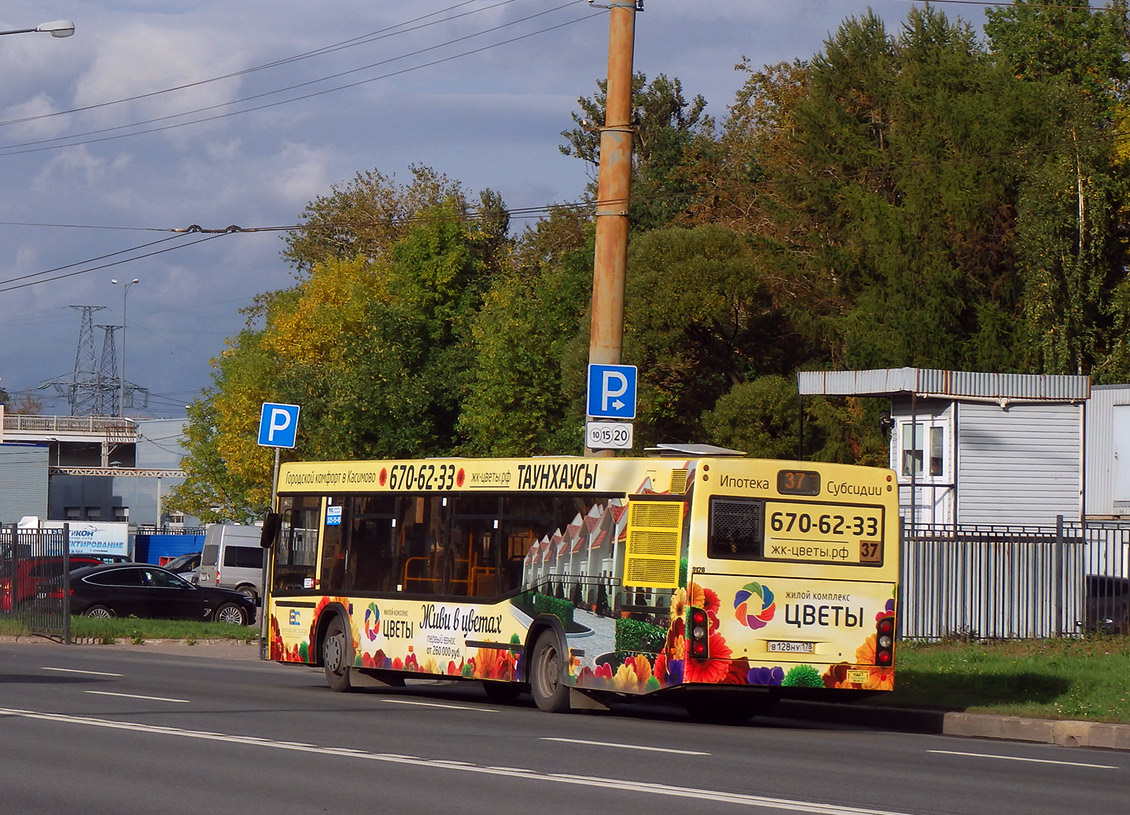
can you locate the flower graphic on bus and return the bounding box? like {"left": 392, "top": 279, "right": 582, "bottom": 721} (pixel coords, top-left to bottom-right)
{"left": 734, "top": 582, "right": 775, "bottom": 630}
{"left": 363, "top": 603, "right": 380, "bottom": 642}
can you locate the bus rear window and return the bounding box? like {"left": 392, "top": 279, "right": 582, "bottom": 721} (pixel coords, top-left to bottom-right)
{"left": 708, "top": 497, "right": 765, "bottom": 560}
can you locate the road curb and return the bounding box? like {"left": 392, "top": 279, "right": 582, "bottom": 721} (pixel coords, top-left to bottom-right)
{"left": 943, "top": 711, "right": 1130, "bottom": 751}
{"left": 778, "top": 700, "right": 1130, "bottom": 751}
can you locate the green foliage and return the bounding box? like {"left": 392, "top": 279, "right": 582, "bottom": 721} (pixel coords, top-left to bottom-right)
{"left": 614, "top": 617, "right": 667, "bottom": 656}
{"left": 283, "top": 165, "right": 466, "bottom": 273}
{"left": 459, "top": 207, "right": 592, "bottom": 455}
{"left": 623, "top": 225, "right": 810, "bottom": 448}
{"left": 560, "top": 72, "right": 713, "bottom": 229}
{"left": 984, "top": 2, "right": 1130, "bottom": 377}
{"left": 702, "top": 376, "right": 800, "bottom": 459}
{"left": 531, "top": 592, "right": 574, "bottom": 626}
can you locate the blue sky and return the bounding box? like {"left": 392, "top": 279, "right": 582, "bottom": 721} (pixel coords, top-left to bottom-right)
{"left": 0, "top": 1, "right": 980, "bottom": 418}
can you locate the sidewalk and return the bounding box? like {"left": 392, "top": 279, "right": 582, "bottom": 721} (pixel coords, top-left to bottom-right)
{"left": 779, "top": 699, "right": 1130, "bottom": 751}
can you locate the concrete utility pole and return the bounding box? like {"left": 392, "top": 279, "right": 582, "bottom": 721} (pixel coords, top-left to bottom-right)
{"left": 586, "top": 0, "right": 638, "bottom": 457}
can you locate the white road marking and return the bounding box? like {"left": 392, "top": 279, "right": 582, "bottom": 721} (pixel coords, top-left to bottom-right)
{"left": 928, "top": 749, "right": 1119, "bottom": 770}
{"left": 42, "top": 667, "right": 124, "bottom": 677}
{"left": 85, "top": 691, "right": 191, "bottom": 704}
{"left": 380, "top": 698, "right": 497, "bottom": 712}
{"left": 0, "top": 706, "right": 918, "bottom": 814}
{"left": 542, "top": 736, "right": 710, "bottom": 756}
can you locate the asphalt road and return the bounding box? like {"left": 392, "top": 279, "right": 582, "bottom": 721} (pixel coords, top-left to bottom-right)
{"left": 1, "top": 641, "right": 1127, "bottom": 815}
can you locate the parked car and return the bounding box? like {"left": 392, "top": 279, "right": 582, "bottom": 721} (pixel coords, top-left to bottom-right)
{"left": 45, "top": 563, "right": 256, "bottom": 625}
{"left": 163, "top": 551, "right": 201, "bottom": 578}
{"left": 197, "top": 525, "right": 264, "bottom": 602}
{"left": 1, "top": 554, "right": 112, "bottom": 612}
{"left": 72, "top": 553, "right": 131, "bottom": 565}
{"left": 1084, "top": 575, "right": 1130, "bottom": 634}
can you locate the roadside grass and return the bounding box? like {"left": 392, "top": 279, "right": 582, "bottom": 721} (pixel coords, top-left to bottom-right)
{"left": 888, "top": 636, "right": 1130, "bottom": 723}
{"left": 1, "top": 616, "right": 1126, "bottom": 723}
{"left": 0, "top": 616, "right": 258, "bottom": 645}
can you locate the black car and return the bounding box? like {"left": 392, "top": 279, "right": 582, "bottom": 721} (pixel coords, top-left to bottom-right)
{"left": 1084, "top": 575, "right": 1130, "bottom": 634}
{"left": 51, "top": 563, "right": 255, "bottom": 625}
{"left": 163, "top": 551, "right": 201, "bottom": 575}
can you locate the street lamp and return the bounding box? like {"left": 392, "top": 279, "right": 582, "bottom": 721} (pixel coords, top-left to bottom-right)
{"left": 111, "top": 278, "right": 140, "bottom": 417}
{"left": 0, "top": 20, "right": 75, "bottom": 38}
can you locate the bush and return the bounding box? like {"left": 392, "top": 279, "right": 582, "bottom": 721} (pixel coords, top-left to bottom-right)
{"left": 615, "top": 617, "right": 666, "bottom": 656}
{"left": 532, "top": 593, "right": 574, "bottom": 626}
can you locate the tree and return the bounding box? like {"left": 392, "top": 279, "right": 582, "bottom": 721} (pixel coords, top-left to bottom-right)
{"left": 622, "top": 224, "right": 809, "bottom": 447}
{"left": 459, "top": 207, "right": 592, "bottom": 455}
{"left": 985, "top": 0, "right": 1130, "bottom": 378}
{"left": 166, "top": 394, "right": 265, "bottom": 523}
{"left": 173, "top": 175, "right": 509, "bottom": 517}
{"left": 746, "top": 8, "right": 1034, "bottom": 375}
{"left": 282, "top": 165, "right": 467, "bottom": 274}
{"left": 701, "top": 375, "right": 800, "bottom": 459}
{"left": 560, "top": 73, "right": 712, "bottom": 229}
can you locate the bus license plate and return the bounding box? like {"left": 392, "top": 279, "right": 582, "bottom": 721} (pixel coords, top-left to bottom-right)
{"left": 768, "top": 641, "right": 815, "bottom": 654}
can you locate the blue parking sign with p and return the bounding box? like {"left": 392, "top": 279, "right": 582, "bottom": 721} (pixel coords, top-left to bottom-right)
{"left": 258, "top": 402, "right": 300, "bottom": 448}
{"left": 587, "top": 363, "right": 637, "bottom": 419}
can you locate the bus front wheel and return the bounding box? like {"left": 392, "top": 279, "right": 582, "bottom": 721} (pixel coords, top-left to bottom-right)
{"left": 529, "top": 630, "right": 570, "bottom": 713}
{"left": 323, "top": 616, "right": 354, "bottom": 692}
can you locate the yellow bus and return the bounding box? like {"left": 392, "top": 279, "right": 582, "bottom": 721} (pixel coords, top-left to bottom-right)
{"left": 260, "top": 451, "right": 898, "bottom": 719}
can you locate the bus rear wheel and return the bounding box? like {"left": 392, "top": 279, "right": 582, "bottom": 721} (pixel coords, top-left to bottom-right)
{"left": 323, "top": 616, "right": 354, "bottom": 692}
{"left": 529, "top": 630, "right": 570, "bottom": 713}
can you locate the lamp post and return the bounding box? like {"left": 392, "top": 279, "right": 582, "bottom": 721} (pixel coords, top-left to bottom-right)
{"left": 111, "top": 278, "right": 139, "bottom": 417}
{"left": 0, "top": 20, "right": 75, "bottom": 38}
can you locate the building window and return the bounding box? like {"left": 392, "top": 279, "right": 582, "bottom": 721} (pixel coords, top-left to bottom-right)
{"left": 65, "top": 506, "right": 82, "bottom": 520}
{"left": 86, "top": 506, "right": 102, "bottom": 520}
{"left": 900, "top": 422, "right": 947, "bottom": 479}
{"left": 113, "top": 506, "right": 129, "bottom": 522}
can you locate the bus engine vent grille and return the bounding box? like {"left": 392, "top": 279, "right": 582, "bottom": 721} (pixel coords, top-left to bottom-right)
{"left": 624, "top": 500, "right": 683, "bottom": 589}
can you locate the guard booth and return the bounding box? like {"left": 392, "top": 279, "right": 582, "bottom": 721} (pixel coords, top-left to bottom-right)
{"left": 0, "top": 523, "right": 70, "bottom": 642}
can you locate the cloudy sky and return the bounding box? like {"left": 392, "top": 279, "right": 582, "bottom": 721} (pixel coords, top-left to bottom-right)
{"left": 0, "top": 1, "right": 990, "bottom": 419}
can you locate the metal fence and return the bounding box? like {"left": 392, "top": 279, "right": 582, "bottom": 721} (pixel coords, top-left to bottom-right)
{"left": 0, "top": 525, "right": 70, "bottom": 642}
{"left": 901, "top": 518, "right": 1130, "bottom": 640}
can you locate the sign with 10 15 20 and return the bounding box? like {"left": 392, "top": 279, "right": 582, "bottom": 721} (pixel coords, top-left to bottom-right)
{"left": 586, "top": 420, "right": 633, "bottom": 450}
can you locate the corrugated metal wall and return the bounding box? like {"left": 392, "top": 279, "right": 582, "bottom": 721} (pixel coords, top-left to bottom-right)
{"left": 0, "top": 444, "right": 49, "bottom": 522}
{"left": 1085, "top": 385, "right": 1130, "bottom": 517}
{"left": 957, "top": 402, "right": 1081, "bottom": 525}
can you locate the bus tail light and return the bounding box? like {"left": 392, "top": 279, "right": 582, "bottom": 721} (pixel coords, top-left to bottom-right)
{"left": 688, "top": 607, "right": 709, "bottom": 659}
{"left": 875, "top": 615, "right": 895, "bottom": 666}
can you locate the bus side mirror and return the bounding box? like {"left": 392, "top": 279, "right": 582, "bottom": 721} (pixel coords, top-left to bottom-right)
{"left": 260, "top": 512, "right": 281, "bottom": 548}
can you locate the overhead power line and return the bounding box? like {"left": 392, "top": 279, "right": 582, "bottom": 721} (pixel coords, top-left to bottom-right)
{"left": 0, "top": 2, "right": 598, "bottom": 157}
{"left": 0, "top": 0, "right": 521, "bottom": 130}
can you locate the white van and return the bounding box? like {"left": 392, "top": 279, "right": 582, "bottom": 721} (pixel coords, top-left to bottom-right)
{"left": 196, "top": 524, "right": 265, "bottom": 602}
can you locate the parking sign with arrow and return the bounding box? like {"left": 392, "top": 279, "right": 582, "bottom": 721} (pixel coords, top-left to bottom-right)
{"left": 586, "top": 363, "right": 637, "bottom": 420}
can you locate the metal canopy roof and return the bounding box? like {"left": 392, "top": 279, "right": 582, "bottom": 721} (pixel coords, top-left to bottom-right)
{"left": 796, "top": 367, "right": 1090, "bottom": 402}
{"left": 645, "top": 443, "right": 747, "bottom": 457}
